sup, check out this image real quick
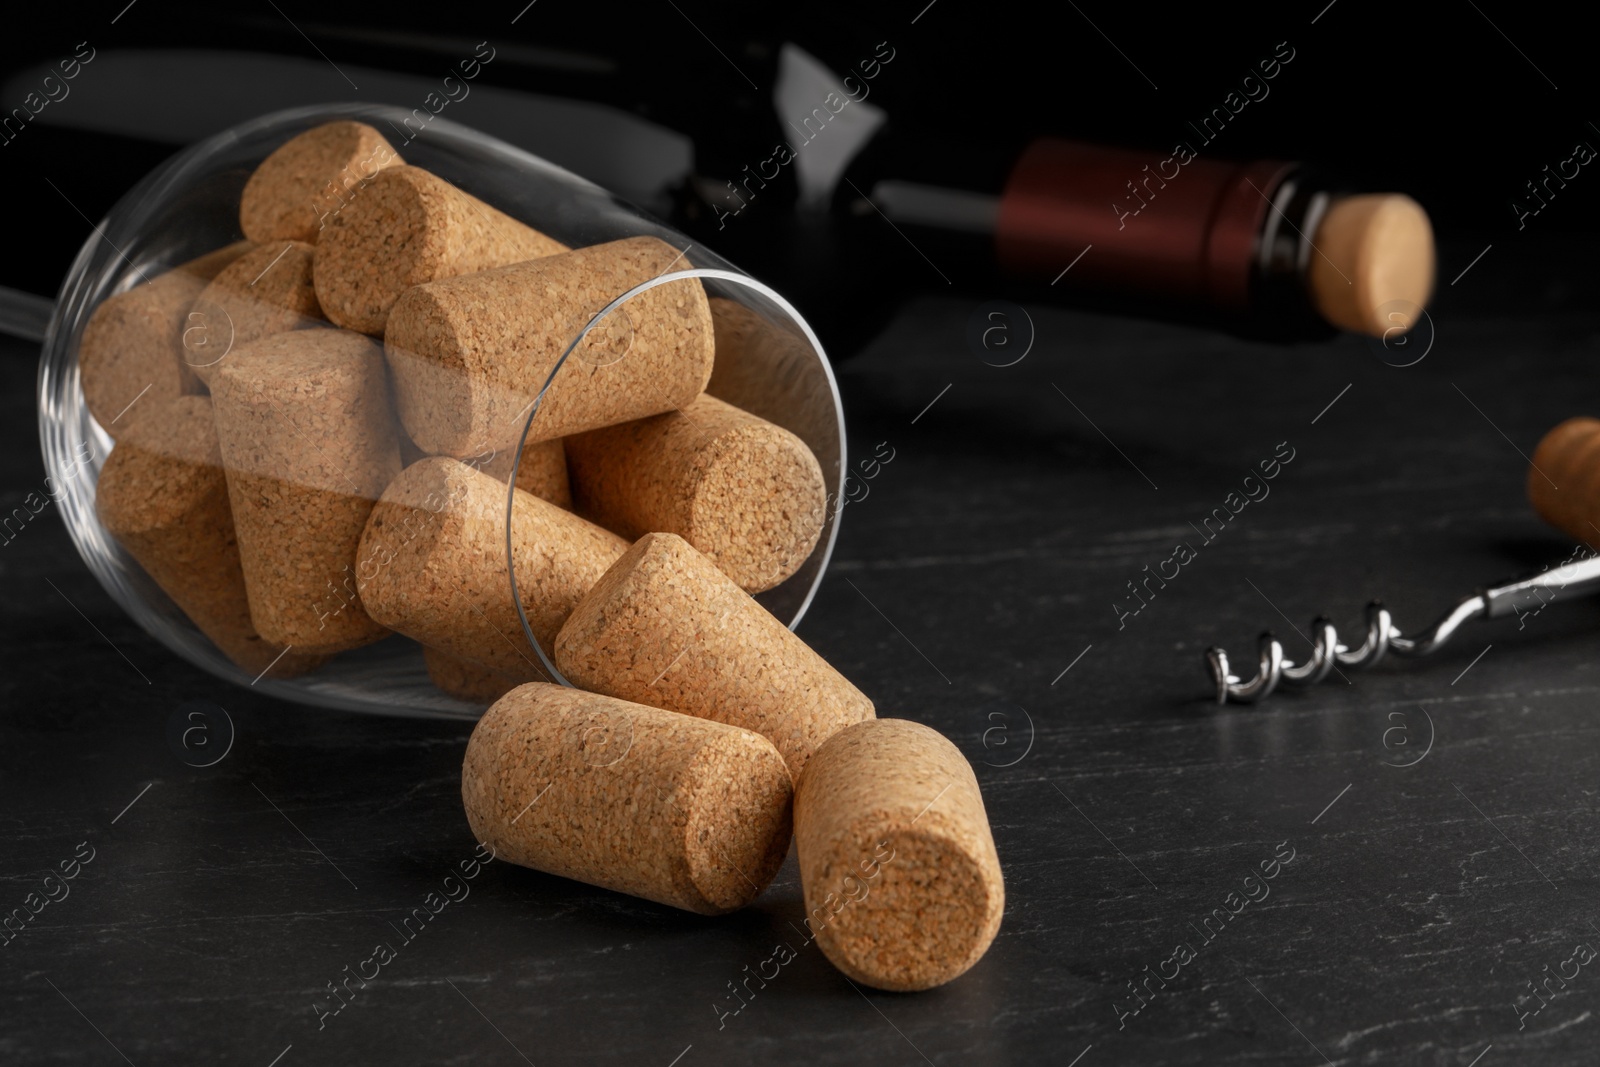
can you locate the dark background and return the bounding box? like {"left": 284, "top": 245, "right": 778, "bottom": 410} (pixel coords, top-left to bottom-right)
{"left": 4, "top": 2, "right": 1600, "bottom": 1065}
{"left": 3, "top": 1, "right": 1598, "bottom": 310}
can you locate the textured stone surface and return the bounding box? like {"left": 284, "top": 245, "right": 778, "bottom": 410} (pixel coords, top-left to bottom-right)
{"left": 13, "top": 245, "right": 1600, "bottom": 1063}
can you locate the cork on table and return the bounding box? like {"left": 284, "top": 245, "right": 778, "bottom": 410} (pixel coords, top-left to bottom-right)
{"left": 461, "top": 682, "right": 794, "bottom": 915}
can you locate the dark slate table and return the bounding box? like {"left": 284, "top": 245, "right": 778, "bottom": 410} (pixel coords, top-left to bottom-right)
{"left": 3, "top": 234, "right": 1597, "bottom": 1066}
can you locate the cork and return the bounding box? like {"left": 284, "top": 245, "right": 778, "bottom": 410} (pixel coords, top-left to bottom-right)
{"left": 94, "top": 395, "right": 323, "bottom": 678}
{"left": 707, "top": 296, "right": 841, "bottom": 489}
{"left": 1529, "top": 417, "right": 1600, "bottom": 549}
{"left": 314, "top": 164, "right": 569, "bottom": 335}
{"left": 462, "top": 682, "right": 792, "bottom": 914}
{"left": 424, "top": 645, "right": 527, "bottom": 704}
{"left": 79, "top": 241, "right": 253, "bottom": 438}
{"left": 1307, "top": 194, "right": 1436, "bottom": 338}
{"left": 186, "top": 241, "right": 323, "bottom": 386}
{"left": 399, "top": 437, "right": 570, "bottom": 505}
{"left": 210, "top": 329, "right": 401, "bottom": 654}
{"left": 384, "top": 236, "right": 714, "bottom": 458}
{"left": 554, "top": 532, "right": 873, "bottom": 779}
{"left": 240, "top": 120, "right": 402, "bottom": 244}
{"left": 794, "top": 718, "right": 1004, "bottom": 992}
{"left": 477, "top": 437, "right": 574, "bottom": 509}
{"left": 566, "top": 394, "right": 825, "bottom": 593}
{"left": 358, "top": 457, "right": 627, "bottom": 677}
{"left": 398, "top": 432, "right": 428, "bottom": 469}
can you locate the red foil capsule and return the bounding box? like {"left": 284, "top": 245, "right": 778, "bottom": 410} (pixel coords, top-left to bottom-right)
{"left": 995, "top": 137, "right": 1296, "bottom": 312}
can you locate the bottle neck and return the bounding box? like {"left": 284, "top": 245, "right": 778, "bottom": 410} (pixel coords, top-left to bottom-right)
{"left": 1251, "top": 169, "right": 1334, "bottom": 329}
{"left": 816, "top": 133, "right": 1342, "bottom": 338}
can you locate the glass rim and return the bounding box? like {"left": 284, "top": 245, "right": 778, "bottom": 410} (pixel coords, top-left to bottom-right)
{"left": 504, "top": 267, "right": 848, "bottom": 686}
{"left": 36, "top": 102, "right": 846, "bottom": 718}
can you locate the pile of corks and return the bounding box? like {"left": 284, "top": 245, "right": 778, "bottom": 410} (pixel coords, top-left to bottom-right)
{"left": 82, "top": 120, "right": 1003, "bottom": 991}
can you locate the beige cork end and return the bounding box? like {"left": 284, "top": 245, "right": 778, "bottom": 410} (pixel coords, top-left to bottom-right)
{"left": 462, "top": 682, "right": 793, "bottom": 914}
{"left": 566, "top": 394, "right": 826, "bottom": 593}
{"left": 424, "top": 645, "right": 525, "bottom": 704}
{"left": 357, "top": 457, "right": 626, "bottom": 676}
{"left": 1307, "top": 193, "right": 1436, "bottom": 338}
{"left": 477, "top": 437, "right": 574, "bottom": 509}
{"left": 95, "top": 395, "right": 324, "bottom": 678}
{"left": 210, "top": 329, "right": 400, "bottom": 654}
{"left": 794, "top": 718, "right": 1004, "bottom": 992}
{"left": 79, "top": 242, "right": 253, "bottom": 438}
{"left": 240, "top": 121, "right": 402, "bottom": 244}
{"left": 313, "top": 165, "right": 569, "bottom": 335}
{"left": 554, "top": 532, "right": 873, "bottom": 780}
{"left": 1529, "top": 417, "right": 1600, "bottom": 549}
{"left": 706, "top": 297, "right": 841, "bottom": 489}
{"left": 187, "top": 241, "right": 324, "bottom": 386}
{"left": 385, "top": 236, "right": 714, "bottom": 458}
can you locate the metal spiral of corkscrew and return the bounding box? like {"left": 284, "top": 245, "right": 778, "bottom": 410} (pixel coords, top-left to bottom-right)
{"left": 1206, "top": 554, "right": 1600, "bottom": 704}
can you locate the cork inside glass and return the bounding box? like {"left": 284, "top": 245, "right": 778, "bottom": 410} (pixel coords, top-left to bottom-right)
{"left": 39, "top": 103, "right": 846, "bottom": 719}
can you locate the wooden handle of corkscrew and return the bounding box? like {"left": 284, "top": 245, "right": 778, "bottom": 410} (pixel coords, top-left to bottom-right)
{"left": 1529, "top": 417, "right": 1600, "bottom": 547}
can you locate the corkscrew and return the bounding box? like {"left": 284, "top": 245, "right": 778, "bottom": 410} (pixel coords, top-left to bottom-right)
{"left": 1207, "top": 416, "right": 1600, "bottom": 704}
{"left": 1205, "top": 553, "right": 1600, "bottom": 703}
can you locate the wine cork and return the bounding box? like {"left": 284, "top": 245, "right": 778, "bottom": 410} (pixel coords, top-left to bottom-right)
{"left": 397, "top": 439, "right": 569, "bottom": 505}
{"left": 1529, "top": 417, "right": 1600, "bottom": 548}
{"left": 566, "top": 395, "right": 825, "bottom": 593}
{"left": 554, "top": 532, "right": 873, "bottom": 779}
{"left": 314, "top": 164, "right": 569, "bottom": 335}
{"left": 424, "top": 645, "right": 529, "bottom": 704}
{"left": 707, "top": 296, "right": 841, "bottom": 489}
{"left": 1307, "top": 194, "right": 1435, "bottom": 338}
{"left": 186, "top": 241, "right": 323, "bottom": 386}
{"left": 358, "top": 457, "right": 627, "bottom": 676}
{"left": 794, "top": 718, "right": 1004, "bottom": 991}
{"left": 384, "top": 236, "right": 714, "bottom": 458}
{"left": 399, "top": 432, "right": 429, "bottom": 470}
{"left": 210, "top": 329, "right": 400, "bottom": 654}
{"left": 78, "top": 241, "right": 253, "bottom": 438}
{"left": 240, "top": 120, "right": 402, "bottom": 244}
{"left": 462, "top": 682, "right": 793, "bottom": 914}
{"left": 94, "top": 395, "right": 322, "bottom": 679}
{"left": 477, "top": 437, "right": 573, "bottom": 510}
